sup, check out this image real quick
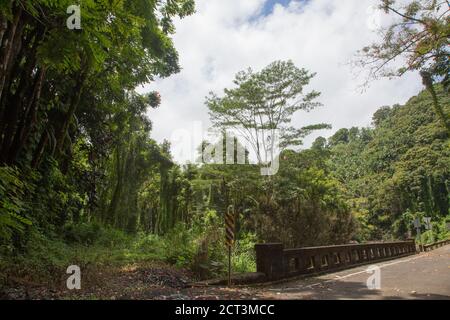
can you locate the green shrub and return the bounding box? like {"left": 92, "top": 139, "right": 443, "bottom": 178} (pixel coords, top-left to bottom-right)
{"left": 63, "top": 222, "right": 131, "bottom": 248}
{"left": 1, "top": 230, "right": 73, "bottom": 284}
{"left": 420, "top": 230, "right": 435, "bottom": 244}
{"left": 64, "top": 222, "right": 102, "bottom": 245}
{"left": 133, "top": 232, "right": 165, "bottom": 257}
{"left": 416, "top": 215, "right": 450, "bottom": 244}
{"left": 95, "top": 226, "right": 130, "bottom": 248}
{"left": 0, "top": 166, "right": 32, "bottom": 245}
{"left": 163, "top": 223, "right": 197, "bottom": 267}
{"left": 232, "top": 232, "right": 257, "bottom": 273}
{"left": 435, "top": 215, "right": 450, "bottom": 241}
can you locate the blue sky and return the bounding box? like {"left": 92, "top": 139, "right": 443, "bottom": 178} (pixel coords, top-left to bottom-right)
{"left": 262, "top": 0, "right": 292, "bottom": 15}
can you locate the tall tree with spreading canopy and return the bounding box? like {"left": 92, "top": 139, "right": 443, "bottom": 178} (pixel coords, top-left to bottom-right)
{"left": 206, "top": 60, "right": 330, "bottom": 173}
{"left": 355, "top": 0, "right": 449, "bottom": 133}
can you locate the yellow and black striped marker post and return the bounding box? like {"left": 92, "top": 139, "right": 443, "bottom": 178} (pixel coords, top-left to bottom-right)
{"left": 225, "top": 205, "right": 235, "bottom": 248}
{"left": 225, "top": 205, "right": 235, "bottom": 286}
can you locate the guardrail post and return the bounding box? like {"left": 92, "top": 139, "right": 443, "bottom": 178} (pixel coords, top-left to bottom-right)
{"left": 255, "top": 243, "right": 284, "bottom": 281}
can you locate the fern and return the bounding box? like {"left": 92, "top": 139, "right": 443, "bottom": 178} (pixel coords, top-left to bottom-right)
{"left": 0, "top": 167, "right": 32, "bottom": 243}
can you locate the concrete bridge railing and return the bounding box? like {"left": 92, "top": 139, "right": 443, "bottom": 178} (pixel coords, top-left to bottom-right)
{"left": 423, "top": 239, "right": 450, "bottom": 252}
{"left": 255, "top": 240, "right": 416, "bottom": 281}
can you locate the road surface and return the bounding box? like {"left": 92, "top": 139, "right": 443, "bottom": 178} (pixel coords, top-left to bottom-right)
{"left": 253, "top": 244, "right": 450, "bottom": 300}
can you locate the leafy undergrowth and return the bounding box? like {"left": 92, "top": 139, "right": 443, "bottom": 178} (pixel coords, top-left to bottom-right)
{"left": 1, "top": 258, "right": 257, "bottom": 300}
{"left": 0, "top": 232, "right": 196, "bottom": 300}
{"left": 1, "top": 230, "right": 158, "bottom": 286}
{"left": 0, "top": 222, "right": 257, "bottom": 299}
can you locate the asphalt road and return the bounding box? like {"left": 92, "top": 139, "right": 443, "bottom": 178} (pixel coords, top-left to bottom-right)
{"left": 255, "top": 244, "right": 450, "bottom": 300}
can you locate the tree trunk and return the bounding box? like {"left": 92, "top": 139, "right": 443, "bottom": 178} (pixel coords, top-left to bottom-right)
{"left": 0, "top": 21, "right": 36, "bottom": 162}
{"left": 7, "top": 67, "right": 46, "bottom": 164}
{"left": 0, "top": 11, "right": 9, "bottom": 55}
{"left": 108, "top": 146, "right": 123, "bottom": 226}
{"left": 55, "top": 73, "right": 87, "bottom": 155}
{"left": 0, "top": 5, "right": 23, "bottom": 100}
{"left": 31, "top": 127, "right": 49, "bottom": 169}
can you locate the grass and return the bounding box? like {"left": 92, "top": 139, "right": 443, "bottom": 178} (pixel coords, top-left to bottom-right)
{"left": 0, "top": 223, "right": 257, "bottom": 291}
{"left": 0, "top": 229, "right": 164, "bottom": 289}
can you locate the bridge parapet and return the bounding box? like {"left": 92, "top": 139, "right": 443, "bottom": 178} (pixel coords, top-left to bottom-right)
{"left": 255, "top": 240, "right": 416, "bottom": 281}
{"left": 423, "top": 239, "right": 450, "bottom": 252}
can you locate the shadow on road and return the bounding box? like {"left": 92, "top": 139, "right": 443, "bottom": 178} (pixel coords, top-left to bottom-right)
{"left": 258, "top": 280, "right": 450, "bottom": 300}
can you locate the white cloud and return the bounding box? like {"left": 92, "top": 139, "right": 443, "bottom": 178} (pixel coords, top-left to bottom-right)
{"left": 139, "top": 0, "right": 423, "bottom": 163}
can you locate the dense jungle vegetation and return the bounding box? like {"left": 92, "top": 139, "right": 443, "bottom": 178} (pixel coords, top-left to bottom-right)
{"left": 0, "top": 0, "right": 449, "bottom": 290}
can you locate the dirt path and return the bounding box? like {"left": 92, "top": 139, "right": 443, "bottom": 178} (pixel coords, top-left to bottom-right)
{"left": 1, "top": 261, "right": 255, "bottom": 300}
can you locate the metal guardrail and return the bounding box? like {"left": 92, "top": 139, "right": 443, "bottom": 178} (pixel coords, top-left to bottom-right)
{"left": 255, "top": 240, "right": 416, "bottom": 281}
{"left": 422, "top": 239, "right": 450, "bottom": 252}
